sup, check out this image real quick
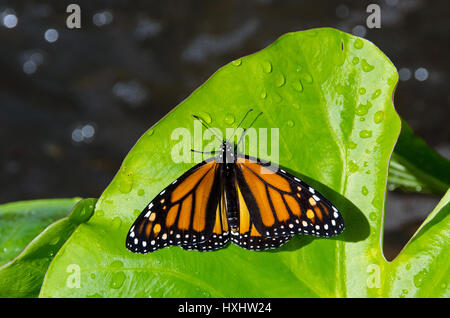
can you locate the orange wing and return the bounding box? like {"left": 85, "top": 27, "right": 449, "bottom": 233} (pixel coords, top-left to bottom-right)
{"left": 126, "top": 159, "right": 224, "bottom": 253}
{"left": 234, "top": 156, "right": 345, "bottom": 239}
{"left": 230, "top": 180, "right": 292, "bottom": 250}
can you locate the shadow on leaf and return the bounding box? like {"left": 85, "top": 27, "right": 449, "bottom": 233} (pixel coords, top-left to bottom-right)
{"left": 267, "top": 165, "right": 370, "bottom": 253}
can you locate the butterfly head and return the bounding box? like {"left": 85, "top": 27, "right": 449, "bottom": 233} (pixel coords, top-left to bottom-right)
{"left": 221, "top": 140, "right": 237, "bottom": 164}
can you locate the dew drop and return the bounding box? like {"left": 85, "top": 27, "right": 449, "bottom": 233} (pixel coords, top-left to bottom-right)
{"left": 347, "top": 141, "right": 357, "bottom": 149}
{"left": 348, "top": 160, "right": 359, "bottom": 173}
{"left": 302, "top": 73, "right": 313, "bottom": 83}
{"left": 147, "top": 129, "right": 154, "bottom": 136}
{"left": 272, "top": 92, "right": 282, "bottom": 103}
{"left": 352, "top": 57, "right": 360, "bottom": 65}
{"left": 260, "top": 89, "right": 267, "bottom": 99}
{"left": 262, "top": 61, "right": 272, "bottom": 73}
{"left": 405, "top": 263, "right": 411, "bottom": 270}
{"left": 96, "top": 210, "right": 104, "bottom": 217}
{"left": 369, "top": 212, "right": 377, "bottom": 221}
{"left": 224, "top": 113, "right": 235, "bottom": 125}
{"left": 231, "top": 59, "right": 242, "bottom": 66}
{"left": 292, "top": 103, "right": 300, "bottom": 110}
{"left": 296, "top": 65, "right": 302, "bottom": 72}
{"left": 110, "top": 271, "right": 126, "bottom": 289}
{"left": 371, "top": 89, "right": 381, "bottom": 99}
{"left": 361, "top": 59, "right": 375, "bottom": 72}
{"left": 354, "top": 38, "right": 364, "bottom": 49}
{"left": 355, "top": 101, "right": 372, "bottom": 116}
{"left": 360, "top": 117, "right": 366, "bottom": 122}
{"left": 287, "top": 120, "right": 295, "bottom": 127}
{"left": 90, "top": 273, "right": 96, "bottom": 279}
{"left": 373, "top": 111, "right": 384, "bottom": 124}
{"left": 361, "top": 186, "right": 369, "bottom": 196}
{"left": 276, "top": 73, "right": 286, "bottom": 87}
{"left": 359, "top": 130, "right": 373, "bottom": 138}
{"left": 137, "top": 189, "right": 145, "bottom": 196}
{"left": 198, "top": 111, "right": 212, "bottom": 124}
{"left": 110, "top": 260, "right": 124, "bottom": 268}
{"left": 358, "top": 87, "right": 366, "bottom": 95}
{"left": 49, "top": 236, "right": 60, "bottom": 246}
{"left": 413, "top": 269, "right": 427, "bottom": 288}
{"left": 399, "top": 289, "right": 408, "bottom": 298}
{"left": 119, "top": 178, "right": 133, "bottom": 194}
{"left": 292, "top": 79, "right": 303, "bottom": 92}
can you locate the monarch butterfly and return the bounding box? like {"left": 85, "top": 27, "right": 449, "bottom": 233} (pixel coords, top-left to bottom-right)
{"left": 126, "top": 110, "right": 344, "bottom": 253}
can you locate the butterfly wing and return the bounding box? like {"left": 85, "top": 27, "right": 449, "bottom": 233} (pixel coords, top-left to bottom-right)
{"left": 234, "top": 155, "right": 345, "bottom": 239}
{"left": 126, "top": 159, "right": 223, "bottom": 253}
{"left": 230, "top": 179, "right": 292, "bottom": 250}
{"left": 186, "top": 190, "right": 230, "bottom": 251}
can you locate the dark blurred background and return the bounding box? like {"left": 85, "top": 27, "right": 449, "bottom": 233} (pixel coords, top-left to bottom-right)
{"left": 0, "top": 0, "right": 449, "bottom": 260}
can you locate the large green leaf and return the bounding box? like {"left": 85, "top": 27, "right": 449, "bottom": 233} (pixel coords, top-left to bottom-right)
{"left": 39, "top": 28, "right": 447, "bottom": 297}
{"left": 0, "top": 198, "right": 81, "bottom": 266}
{"left": 0, "top": 198, "right": 96, "bottom": 298}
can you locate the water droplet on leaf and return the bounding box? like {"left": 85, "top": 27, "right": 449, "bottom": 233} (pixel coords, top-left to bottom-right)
{"left": 347, "top": 141, "right": 357, "bottom": 149}
{"left": 275, "top": 73, "right": 286, "bottom": 87}
{"left": 354, "top": 38, "right": 364, "bottom": 49}
{"left": 302, "top": 73, "right": 313, "bottom": 83}
{"left": 224, "top": 113, "right": 235, "bottom": 125}
{"left": 361, "top": 186, "right": 369, "bottom": 196}
{"left": 373, "top": 111, "right": 384, "bottom": 124}
{"left": 110, "top": 271, "right": 126, "bottom": 289}
{"left": 231, "top": 59, "right": 242, "bottom": 66}
{"left": 348, "top": 160, "right": 359, "bottom": 173}
{"left": 355, "top": 101, "right": 372, "bottom": 116}
{"left": 371, "top": 89, "right": 381, "bottom": 99}
{"left": 359, "top": 130, "right": 372, "bottom": 138}
{"left": 260, "top": 89, "right": 267, "bottom": 99}
{"left": 399, "top": 289, "right": 408, "bottom": 298}
{"left": 361, "top": 59, "right": 374, "bottom": 72}
{"left": 413, "top": 270, "right": 427, "bottom": 288}
{"left": 198, "top": 111, "right": 212, "bottom": 124}
{"left": 262, "top": 61, "right": 272, "bottom": 73}
{"left": 272, "top": 92, "right": 282, "bottom": 103}
{"left": 292, "top": 79, "right": 303, "bottom": 92}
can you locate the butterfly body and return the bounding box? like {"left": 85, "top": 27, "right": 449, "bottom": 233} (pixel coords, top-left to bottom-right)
{"left": 126, "top": 138, "right": 345, "bottom": 253}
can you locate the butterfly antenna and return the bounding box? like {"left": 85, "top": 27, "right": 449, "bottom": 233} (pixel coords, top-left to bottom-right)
{"left": 191, "top": 114, "right": 222, "bottom": 142}
{"left": 226, "top": 109, "right": 254, "bottom": 143}
{"left": 236, "top": 111, "right": 263, "bottom": 148}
